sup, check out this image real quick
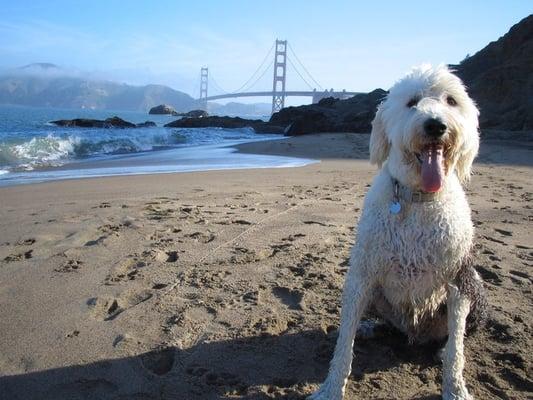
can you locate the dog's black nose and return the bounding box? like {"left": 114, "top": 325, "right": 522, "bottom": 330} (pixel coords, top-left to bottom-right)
{"left": 424, "top": 118, "right": 447, "bottom": 137}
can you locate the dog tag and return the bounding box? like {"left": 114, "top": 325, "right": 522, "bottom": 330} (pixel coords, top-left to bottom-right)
{"left": 389, "top": 201, "right": 401, "bottom": 214}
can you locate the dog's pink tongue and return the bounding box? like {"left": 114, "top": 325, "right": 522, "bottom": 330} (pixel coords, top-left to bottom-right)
{"left": 421, "top": 145, "right": 444, "bottom": 193}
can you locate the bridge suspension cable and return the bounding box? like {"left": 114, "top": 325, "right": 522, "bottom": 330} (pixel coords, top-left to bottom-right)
{"left": 238, "top": 58, "right": 274, "bottom": 93}
{"left": 287, "top": 43, "right": 324, "bottom": 91}
{"left": 208, "top": 73, "right": 229, "bottom": 95}
{"left": 231, "top": 42, "right": 276, "bottom": 93}
{"left": 287, "top": 57, "right": 314, "bottom": 90}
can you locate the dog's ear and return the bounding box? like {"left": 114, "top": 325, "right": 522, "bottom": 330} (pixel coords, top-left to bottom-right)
{"left": 455, "top": 131, "right": 479, "bottom": 185}
{"left": 369, "top": 104, "right": 390, "bottom": 167}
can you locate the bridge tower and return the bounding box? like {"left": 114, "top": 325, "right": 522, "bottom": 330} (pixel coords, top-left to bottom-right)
{"left": 200, "top": 67, "right": 208, "bottom": 110}
{"left": 271, "top": 39, "right": 287, "bottom": 114}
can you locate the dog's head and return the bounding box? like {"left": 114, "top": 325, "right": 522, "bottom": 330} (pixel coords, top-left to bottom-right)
{"left": 370, "top": 64, "right": 479, "bottom": 192}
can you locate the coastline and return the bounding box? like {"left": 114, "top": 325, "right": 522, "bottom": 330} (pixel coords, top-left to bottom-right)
{"left": 0, "top": 130, "right": 307, "bottom": 188}
{"left": 0, "top": 132, "right": 531, "bottom": 399}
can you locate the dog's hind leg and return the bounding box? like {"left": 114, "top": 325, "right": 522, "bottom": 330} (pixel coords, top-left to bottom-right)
{"left": 309, "top": 263, "right": 372, "bottom": 400}
{"left": 442, "top": 284, "right": 473, "bottom": 400}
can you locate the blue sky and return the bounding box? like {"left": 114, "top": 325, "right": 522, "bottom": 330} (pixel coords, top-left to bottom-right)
{"left": 0, "top": 1, "right": 531, "bottom": 104}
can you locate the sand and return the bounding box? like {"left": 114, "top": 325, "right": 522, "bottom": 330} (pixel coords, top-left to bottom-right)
{"left": 0, "top": 132, "right": 531, "bottom": 399}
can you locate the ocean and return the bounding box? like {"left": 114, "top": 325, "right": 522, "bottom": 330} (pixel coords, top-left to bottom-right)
{"left": 0, "top": 105, "right": 314, "bottom": 186}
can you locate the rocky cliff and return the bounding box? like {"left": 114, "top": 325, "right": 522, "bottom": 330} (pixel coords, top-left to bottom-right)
{"left": 454, "top": 14, "right": 533, "bottom": 131}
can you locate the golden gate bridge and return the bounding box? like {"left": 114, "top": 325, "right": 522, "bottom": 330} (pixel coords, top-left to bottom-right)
{"left": 196, "top": 40, "right": 362, "bottom": 114}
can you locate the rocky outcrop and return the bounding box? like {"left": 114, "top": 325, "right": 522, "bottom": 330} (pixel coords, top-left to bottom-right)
{"left": 177, "top": 109, "right": 208, "bottom": 118}
{"left": 164, "top": 115, "right": 286, "bottom": 134}
{"left": 454, "top": 15, "right": 533, "bottom": 130}
{"left": 51, "top": 116, "right": 156, "bottom": 128}
{"left": 162, "top": 89, "right": 386, "bottom": 135}
{"left": 149, "top": 104, "right": 178, "bottom": 116}
{"left": 135, "top": 121, "right": 157, "bottom": 128}
{"left": 269, "top": 89, "right": 387, "bottom": 135}
{"left": 148, "top": 106, "right": 208, "bottom": 118}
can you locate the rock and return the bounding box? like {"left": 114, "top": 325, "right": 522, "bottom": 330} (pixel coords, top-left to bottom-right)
{"left": 250, "top": 122, "right": 287, "bottom": 134}
{"left": 281, "top": 109, "right": 332, "bottom": 136}
{"left": 165, "top": 115, "right": 258, "bottom": 129}
{"left": 177, "top": 109, "right": 208, "bottom": 118}
{"left": 162, "top": 88, "right": 386, "bottom": 136}
{"left": 104, "top": 116, "right": 136, "bottom": 128}
{"left": 164, "top": 115, "right": 285, "bottom": 134}
{"left": 149, "top": 104, "right": 179, "bottom": 116}
{"left": 149, "top": 107, "right": 207, "bottom": 118}
{"left": 453, "top": 15, "right": 533, "bottom": 131}
{"left": 136, "top": 121, "right": 157, "bottom": 128}
{"left": 51, "top": 116, "right": 141, "bottom": 128}
{"left": 270, "top": 89, "right": 387, "bottom": 136}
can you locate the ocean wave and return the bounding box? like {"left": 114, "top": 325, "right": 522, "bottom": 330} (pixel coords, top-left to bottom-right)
{"left": 0, "top": 126, "right": 262, "bottom": 171}
{"left": 0, "top": 130, "right": 175, "bottom": 170}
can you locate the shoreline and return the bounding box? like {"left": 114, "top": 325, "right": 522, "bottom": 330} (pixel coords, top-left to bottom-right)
{"left": 0, "top": 135, "right": 313, "bottom": 188}
{"left": 2, "top": 128, "right": 532, "bottom": 189}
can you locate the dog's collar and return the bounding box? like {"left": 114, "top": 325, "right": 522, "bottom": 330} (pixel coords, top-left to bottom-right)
{"left": 392, "top": 179, "right": 441, "bottom": 203}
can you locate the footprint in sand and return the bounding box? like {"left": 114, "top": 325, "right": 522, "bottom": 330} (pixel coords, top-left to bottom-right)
{"left": 152, "top": 283, "right": 168, "bottom": 290}
{"left": 514, "top": 250, "right": 533, "bottom": 267}
{"left": 486, "top": 318, "right": 513, "bottom": 344}
{"left": 3, "top": 249, "right": 32, "bottom": 262}
{"left": 251, "top": 313, "right": 289, "bottom": 335}
{"left": 112, "top": 333, "right": 142, "bottom": 351}
{"left": 184, "top": 231, "right": 216, "bottom": 243}
{"left": 16, "top": 238, "right": 36, "bottom": 246}
{"left": 509, "top": 270, "right": 532, "bottom": 284}
{"left": 65, "top": 330, "right": 80, "bottom": 338}
{"left": 494, "top": 228, "right": 513, "bottom": 237}
{"left": 270, "top": 242, "right": 293, "bottom": 256}
{"left": 242, "top": 290, "right": 259, "bottom": 305}
{"left": 155, "top": 250, "right": 178, "bottom": 263}
{"left": 230, "top": 247, "right": 272, "bottom": 263}
{"left": 303, "top": 220, "right": 331, "bottom": 227}
{"left": 232, "top": 219, "right": 252, "bottom": 225}
{"left": 54, "top": 259, "right": 83, "bottom": 273}
{"left": 105, "top": 258, "right": 146, "bottom": 284}
{"left": 482, "top": 235, "right": 508, "bottom": 246}
{"left": 474, "top": 264, "right": 503, "bottom": 285}
{"left": 84, "top": 235, "right": 107, "bottom": 247}
{"left": 140, "top": 347, "right": 175, "bottom": 376}
{"left": 98, "top": 224, "right": 121, "bottom": 234}
{"left": 281, "top": 233, "right": 306, "bottom": 242}
{"left": 144, "top": 204, "right": 176, "bottom": 220}
{"left": 87, "top": 289, "right": 153, "bottom": 321}
{"left": 272, "top": 286, "right": 305, "bottom": 311}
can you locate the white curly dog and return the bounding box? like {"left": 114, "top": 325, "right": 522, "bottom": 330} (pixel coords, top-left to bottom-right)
{"left": 309, "top": 65, "right": 486, "bottom": 400}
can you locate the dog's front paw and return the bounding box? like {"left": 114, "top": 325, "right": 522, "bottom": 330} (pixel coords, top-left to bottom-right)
{"left": 308, "top": 380, "right": 343, "bottom": 400}
{"left": 442, "top": 386, "right": 473, "bottom": 400}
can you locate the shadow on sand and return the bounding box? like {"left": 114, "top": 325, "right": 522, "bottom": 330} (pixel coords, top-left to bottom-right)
{"left": 1, "top": 328, "right": 444, "bottom": 400}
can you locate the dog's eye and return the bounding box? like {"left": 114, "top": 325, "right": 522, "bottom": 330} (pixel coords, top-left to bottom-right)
{"left": 446, "top": 96, "right": 457, "bottom": 106}
{"left": 407, "top": 97, "right": 419, "bottom": 108}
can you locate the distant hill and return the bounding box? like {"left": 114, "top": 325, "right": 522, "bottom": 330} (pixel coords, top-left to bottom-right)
{"left": 0, "top": 63, "right": 198, "bottom": 112}
{"left": 208, "top": 101, "right": 271, "bottom": 117}
{"left": 454, "top": 14, "right": 533, "bottom": 130}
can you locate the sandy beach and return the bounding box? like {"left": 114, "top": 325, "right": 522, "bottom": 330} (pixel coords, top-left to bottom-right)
{"left": 0, "top": 132, "right": 531, "bottom": 399}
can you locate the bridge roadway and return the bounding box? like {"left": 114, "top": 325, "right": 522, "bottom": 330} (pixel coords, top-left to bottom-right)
{"left": 203, "top": 90, "right": 362, "bottom": 102}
